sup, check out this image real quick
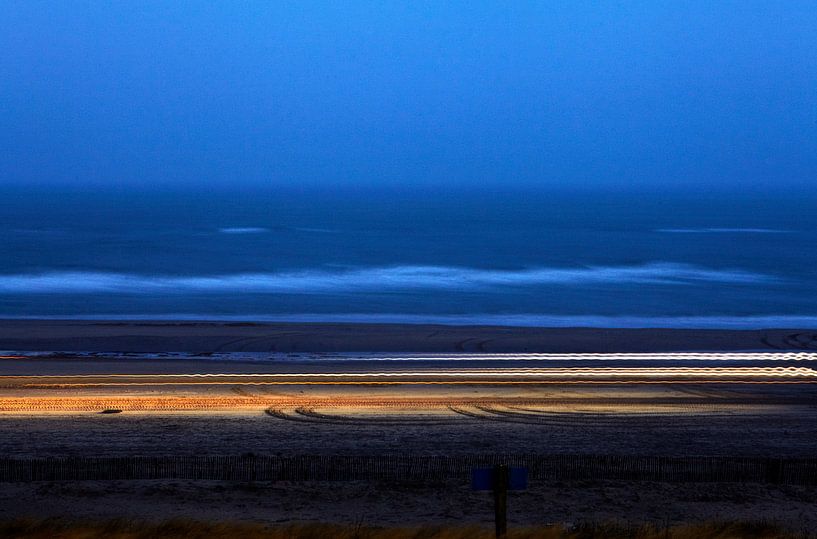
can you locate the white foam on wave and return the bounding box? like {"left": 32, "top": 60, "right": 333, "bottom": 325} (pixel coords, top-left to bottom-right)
{"left": 218, "top": 227, "right": 269, "bottom": 234}
{"left": 0, "top": 263, "right": 778, "bottom": 294}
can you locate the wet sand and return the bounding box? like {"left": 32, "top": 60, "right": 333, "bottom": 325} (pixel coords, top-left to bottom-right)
{"left": 1, "top": 320, "right": 816, "bottom": 353}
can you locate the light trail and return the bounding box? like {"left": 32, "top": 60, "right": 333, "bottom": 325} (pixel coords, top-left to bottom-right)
{"left": 3, "top": 366, "right": 817, "bottom": 385}
{"left": 5, "top": 392, "right": 814, "bottom": 415}
{"left": 3, "top": 355, "right": 816, "bottom": 414}
{"left": 19, "top": 382, "right": 817, "bottom": 387}
{"left": 321, "top": 352, "right": 817, "bottom": 361}
{"left": 8, "top": 368, "right": 809, "bottom": 377}
{"left": 3, "top": 353, "right": 817, "bottom": 386}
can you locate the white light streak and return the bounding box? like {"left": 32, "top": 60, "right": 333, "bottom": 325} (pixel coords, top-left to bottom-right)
{"left": 310, "top": 352, "right": 817, "bottom": 362}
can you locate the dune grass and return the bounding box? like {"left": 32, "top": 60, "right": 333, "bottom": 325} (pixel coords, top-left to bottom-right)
{"left": 0, "top": 518, "right": 811, "bottom": 539}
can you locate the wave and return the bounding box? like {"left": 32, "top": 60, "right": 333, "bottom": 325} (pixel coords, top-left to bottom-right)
{"left": 657, "top": 228, "right": 790, "bottom": 234}
{"left": 218, "top": 227, "right": 269, "bottom": 234}
{"left": 220, "top": 226, "right": 340, "bottom": 234}
{"left": 8, "top": 313, "right": 817, "bottom": 329}
{"left": 0, "top": 263, "right": 777, "bottom": 294}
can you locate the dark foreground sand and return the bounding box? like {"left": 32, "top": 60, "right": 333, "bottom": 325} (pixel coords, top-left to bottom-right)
{"left": 1, "top": 408, "right": 816, "bottom": 457}
{"left": 2, "top": 479, "right": 816, "bottom": 530}
{"left": 1, "top": 320, "right": 816, "bottom": 352}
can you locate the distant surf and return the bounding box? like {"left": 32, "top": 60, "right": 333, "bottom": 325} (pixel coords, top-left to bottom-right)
{"left": 0, "top": 263, "right": 778, "bottom": 294}
{"left": 218, "top": 227, "right": 269, "bottom": 234}
{"left": 2, "top": 189, "right": 814, "bottom": 322}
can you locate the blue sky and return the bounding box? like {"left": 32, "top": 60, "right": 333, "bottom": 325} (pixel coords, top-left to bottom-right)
{"left": 1, "top": 1, "right": 815, "bottom": 192}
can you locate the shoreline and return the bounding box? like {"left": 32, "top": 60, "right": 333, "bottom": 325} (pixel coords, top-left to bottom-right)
{"left": 0, "top": 319, "right": 815, "bottom": 353}
{"left": 5, "top": 313, "right": 817, "bottom": 329}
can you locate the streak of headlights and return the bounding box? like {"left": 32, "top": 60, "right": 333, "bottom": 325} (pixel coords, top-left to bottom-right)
{"left": 5, "top": 366, "right": 817, "bottom": 378}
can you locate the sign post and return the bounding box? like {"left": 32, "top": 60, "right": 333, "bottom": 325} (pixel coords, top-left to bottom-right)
{"left": 472, "top": 464, "right": 527, "bottom": 539}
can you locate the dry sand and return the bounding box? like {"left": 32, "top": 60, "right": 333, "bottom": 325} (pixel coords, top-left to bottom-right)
{"left": 0, "top": 382, "right": 815, "bottom": 457}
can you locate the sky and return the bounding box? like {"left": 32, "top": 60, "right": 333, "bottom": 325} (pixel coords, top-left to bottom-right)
{"left": 1, "top": 1, "right": 816, "bottom": 193}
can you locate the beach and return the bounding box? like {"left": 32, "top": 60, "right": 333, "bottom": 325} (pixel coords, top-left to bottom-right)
{"left": 1, "top": 320, "right": 816, "bottom": 353}
{"left": 1, "top": 320, "right": 816, "bottom": 530}
{"left": 1, "top": 320, "right": 816, "bottom": 457}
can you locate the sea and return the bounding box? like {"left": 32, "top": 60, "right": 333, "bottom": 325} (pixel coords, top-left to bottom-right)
{"left": 1, "top": 185, "right": 816, "bottom": 329}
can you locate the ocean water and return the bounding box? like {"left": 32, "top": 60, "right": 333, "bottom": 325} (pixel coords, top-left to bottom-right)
{"left": 1, "top": 186, "right": 816, "bottom": 328}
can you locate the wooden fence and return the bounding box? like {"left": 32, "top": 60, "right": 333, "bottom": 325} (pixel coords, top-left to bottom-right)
{"left": 1, "top": 455, "right": 816, "bottom": 484}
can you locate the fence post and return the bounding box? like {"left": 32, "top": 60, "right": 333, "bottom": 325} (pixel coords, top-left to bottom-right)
{"left": 493, "top": 464, "right": 509, "bottom": 539}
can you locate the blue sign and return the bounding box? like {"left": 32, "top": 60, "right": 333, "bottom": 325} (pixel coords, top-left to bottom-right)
{"left": 508, "top": 467, "right": 528, "bottom": 490}
{"left": 471, "top": 468, "right": 494, "bottom": 490}
{"left": 471, "top": 467, "right": 528, "bottom": 491}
